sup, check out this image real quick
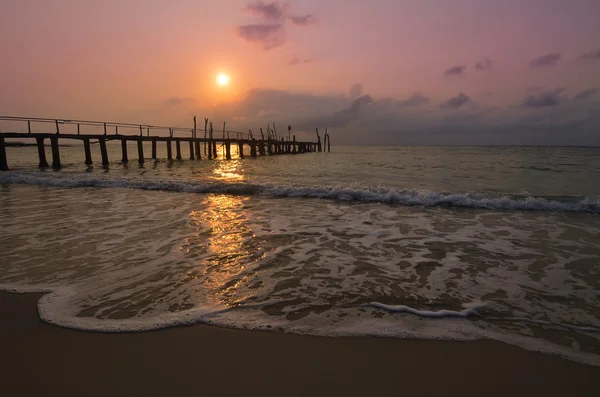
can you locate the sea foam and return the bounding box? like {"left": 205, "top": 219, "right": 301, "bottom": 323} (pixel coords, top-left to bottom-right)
{"left": 1, "top": 171, "right": 599, "bottom": 213}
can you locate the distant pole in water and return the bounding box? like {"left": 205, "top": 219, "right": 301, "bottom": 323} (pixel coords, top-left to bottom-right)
{"left": 193, "top": 116, "right": 197, "bottom": 139}
{"left": 288, "top": 125, "right": 291, "bottom": 142}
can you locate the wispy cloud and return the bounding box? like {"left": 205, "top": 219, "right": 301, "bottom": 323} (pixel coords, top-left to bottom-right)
{"left": 475, "top": 59, "right": 492, "bottom": 71}
{"left": 444, "top": 65, "right": 466, "bottom": 76}
{"left": 289, "top": 57, "right": 312, "bottom": 65}
{"left": 289, "top": 14, "right": 318, "bottom": 26}
{"left": 440, "top": 93, "right": 471, "bottom": 109}
{"left": 522, "top": 88, "right": 565, "bottom": 108}
{"left": 244, "top": 1, "right": 286, "bottom": 21}
{"left": 397, "top": 93, "right": 430, "bottom": 108}
{"left": 529, "top": 53, "right": 560, "bottom": 68}
{"left": 236, "top": 23, "right": 285, "bottom": 50}
{"left": 573, "top": 88, "right": 598, "bottom": 101}
{"left": 580, "top": 49, "right": 600, "bottom": 60}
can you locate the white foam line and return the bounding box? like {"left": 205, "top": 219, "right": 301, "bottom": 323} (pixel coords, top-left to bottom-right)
{"left": 1, "top": 171, "right": 600, "bottom": 213}
{"left": 368, "top": 302, "right": 485, "bottom": 318}
{"left": 511, "top": 317, "right": 600, "bottom": 334}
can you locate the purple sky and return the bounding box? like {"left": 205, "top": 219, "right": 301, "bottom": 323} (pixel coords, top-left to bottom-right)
{"left": 1, "top": 0, "right": 599, "bottom": 144}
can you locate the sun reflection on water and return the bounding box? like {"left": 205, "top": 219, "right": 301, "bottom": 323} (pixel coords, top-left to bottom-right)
{"left": 211, "top": 158, "right": 245, "bottom": 182}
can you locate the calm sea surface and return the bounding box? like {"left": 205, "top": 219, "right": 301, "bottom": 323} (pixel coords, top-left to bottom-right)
{"left": 1, "top": 144, "right": 600, "bottom": 365}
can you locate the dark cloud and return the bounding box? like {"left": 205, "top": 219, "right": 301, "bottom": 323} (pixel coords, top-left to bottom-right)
{"left": 236, "top": 23, "right": 285, "bottom": 50}
{"left": 349, "top": 84, "right": 363, "bottom": 98}
{"left": 289, "top": 15, "right": 318, "bottom": 26}
{"left": 244, "top": 1, "right": 286, "bottom": 21}
{"left": 345, "top": 95, "right": 374, "bottom": 115}
{"left": 522, "top": 88, "right": 565, "bottom": 108}
{"left": 573, "top": 88, "right": 598, "bottom": 101}
{"left": 440, "top": 93, "right": 471, "bottom": 109}
{"left": 289, "top": 57, "right": 311, "bottom": 65}
{"left": 397, "top": 93, "right": 430, "bottom": 108}
{"left": 580, "top": 49, "right": 600, "bottom": 60}
{"left": 444, "top": 65, "right": 466, "bottom": 76}
{"left": 475, "top": 59, "right": 492, "bottom": 71}
{"left": 529, "top": 53, "right": 561, "bottom": 68}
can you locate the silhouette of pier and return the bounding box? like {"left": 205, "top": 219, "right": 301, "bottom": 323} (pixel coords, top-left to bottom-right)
{"left": 0, "top": 116, "right": 331, "bottom": 170}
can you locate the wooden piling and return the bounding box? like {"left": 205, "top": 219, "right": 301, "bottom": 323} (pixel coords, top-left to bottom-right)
{"left": 121, "top": 139, "right": 128, "bottom": 163}
{"left": 212, "top": 141, "right": 217, "bottom": 159}
{"left": 166, "top": 140, "right": 172, "bottom": 160}
{"left": 151, "top": 139, "right": 157, "bottom": 159}
{"left": 137, "top": 139, "right": 144, "bottom": 164}
{"left": 83, "top": 138, "right": 93, "bottom": 165}
{"left": 50, "top": 136, "right": 61, "bottom": 169}
{"left": 195, "top": 141, "right": 201, "bottom": 159}
{"left": 36, "top": 137, "right": 49, "bottom": 168}
{"left": 99, "top": 137, "right": 109, "bottom": 167}
{"left": 238, "top": 142, "right": 244, "bottom": 158}
{"left": 316, "top": 129, "right": 322, "bottom": 152}
{"left": 0, "top": 137, "right": 8, "bottom": 171}
{"left": 176, "top": 140, "right": 182, "bottom": 160}
{"left": 225, "top": 141, "right": 231, "bottom": 160}
{"left": 189, "top": 141, "right": 194, "bottom": 160}
{"left": 250, "top": 139, "right": 257, "bottom": 157}
{"left": 292, "top": 135, "right": 297, "bottom": 154}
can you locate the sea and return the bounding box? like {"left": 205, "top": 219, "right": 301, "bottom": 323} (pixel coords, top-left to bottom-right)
{"left": 1, "top": 143, "right": 600, "bottom": 366}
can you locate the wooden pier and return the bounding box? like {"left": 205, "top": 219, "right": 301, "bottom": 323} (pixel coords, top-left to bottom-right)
{"left": 0, "top": 116, "right": 331, "bottom": 170}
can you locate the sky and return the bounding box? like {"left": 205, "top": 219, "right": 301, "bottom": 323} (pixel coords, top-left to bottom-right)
{"left": 1, "top": 0, "right": 599, "bottom": 145}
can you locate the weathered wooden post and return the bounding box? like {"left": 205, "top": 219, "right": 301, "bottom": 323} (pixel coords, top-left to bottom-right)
{"left": 166, "top": 140, "right": 172, "bottom": 160}
{"left": 50, "top": 136, "right": 61, "bottom": 169}
{"left": 36, "top": 137, "right": 49, "bottom": 168}
{"left": 0, "top": 137, "right": 8, "bottom": 171}
{"left": 83, "top": 137, "right": 93, "bottom": 165}
{"left": 189, "top": 141, "right": 195, "bottom": 160}
{"left": 202, "top": 118, "right": 208, "bottom": 157}
{"left": 151, "top": 139, "right": 157, "bottom": 159}
{"left": 316, "top": 128, "right": 322, "bottom": 152}
{"left": 238, "top": 142, "right": 244, "bottom": 158}
{"left": 28, "top": 120, "right": 31, "bottom": 134}
{"left": 324, "top": 132, "right": 328, "bottom": 151}
{"left": 176, "top": 140, "right": 182, "bottom": 160}
{"left": 225, "top": 140, "right": 231, "bottom": 160}
{"left": 137, "top": 138, "right": 144, "bottom": 164}
{"left": 326, "top": 129, "right": 331, "bottom": 152}
{"left": 99, "top": 137, "right": 109, "bottom": 167}
{"left": 121, "top": 139, "right": 128, "bottom": 163}
{"left": 55, "top": 120, "right": 60, "bottom": 135}
{"left": 292, "top": 135, "right": 297, "bottom": 154}
{"left": 103, "top": 122, "right": 107, "bottom": 136}
{"left": 250, "top": 139, "right": 257, "bottom": 157}
{"left": 207, "top": 122, "right": 213, "bottom": 160}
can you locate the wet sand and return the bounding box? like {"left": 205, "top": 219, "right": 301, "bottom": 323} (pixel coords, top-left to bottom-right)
{"left": 1, "top": 291, "right": 599, "bottom": 397}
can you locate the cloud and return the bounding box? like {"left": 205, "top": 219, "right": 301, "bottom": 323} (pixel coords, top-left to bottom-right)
{"left": 165, "top": 97, "right": 195, "bottom": 106}
{"left": 440, "top": 93, "right": 471, "bottom": 109}
{"left": 289, "top": 57, "right": 311, "bottom": 65}
{"left": 244, "top": 1, "right": 286, "bottom": 21}
{"left": 444, "top": 65, "right": 466, "bottom": 76}
{"left": 236, "top": 23, "right": 285, "bottom": 50}
{"left": 397, "top": 93, "right": 430, "bottom": 108}
{"left": 522, "top": 88, "right": 566, "bottom": 108}
{"left": 529, "top": 53, "right": 561, "bottom": 68}
{"left": 289, "top": 15, "right": 318, "bottom": 26}
{"left": 475, "top": 59, "right": 492, "bottom": 71}
{"left": 580, "top": 49, "right": 600, "bottom": 60}
{"left": 525, "top": 85, "right": 544, "bottom": 93}
{"left": 349, "top": 84, "right": 363, "bottom": 98}
{"left": 573, "top": 88, "right": 598, "bottom": 101}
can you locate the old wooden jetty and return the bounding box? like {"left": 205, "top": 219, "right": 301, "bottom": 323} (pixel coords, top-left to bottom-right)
{"left": 0, "top": 116, "right": 332, "bottom": 170}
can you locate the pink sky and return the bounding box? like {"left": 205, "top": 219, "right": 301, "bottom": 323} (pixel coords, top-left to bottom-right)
{"left": 1, "top": 0, "right": 599, "bottom": 144}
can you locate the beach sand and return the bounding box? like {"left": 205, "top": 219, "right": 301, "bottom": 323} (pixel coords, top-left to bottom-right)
{"left": 1, "top": 291, "right": 599, "bottom": 397}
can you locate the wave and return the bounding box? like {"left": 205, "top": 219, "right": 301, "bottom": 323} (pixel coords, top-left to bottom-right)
{"left": 1, "top": 171, "right": 600, "bottom": 213}
{"left": 367, "top": 302, "right": 485, "bottom": 318}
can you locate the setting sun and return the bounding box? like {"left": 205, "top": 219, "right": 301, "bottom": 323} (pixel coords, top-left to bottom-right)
{"left": 216, "top": 73, "right": 230, "bottom": 86}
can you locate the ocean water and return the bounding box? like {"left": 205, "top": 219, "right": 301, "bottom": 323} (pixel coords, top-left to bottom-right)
{"left": 1, "top": 143, "right": 600, "bottom": 366}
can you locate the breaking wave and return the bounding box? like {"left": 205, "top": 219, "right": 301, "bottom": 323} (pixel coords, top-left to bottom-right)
{"left": 1, "top": 171, "right": 599, "bottom": 213}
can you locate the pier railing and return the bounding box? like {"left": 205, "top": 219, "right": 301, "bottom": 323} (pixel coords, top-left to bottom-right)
{"left": 0, "top": 116, "right": 331, "bottom": 170}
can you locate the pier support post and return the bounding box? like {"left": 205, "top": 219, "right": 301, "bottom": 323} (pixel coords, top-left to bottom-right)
{"left": 166, "top": 140, "right": 172, "bottom": 160}
{"left": 208, "top": 141, "right": 213, "bottom": 160}
{"left": 212, "top": 141, "right": 217, "bottom": 159}
{"left": 151, "top": 139, "right": 157, "bottom": 159}
{"left": 36, "top": 137, "right": 49, "bottom": 168}
{"left": 189, "top": 141, "right": 195, "bottom": 160}
{"left": 137, "top": 139, "right": 144, "bottom": 164}
{"left": 50, "top": 136, "right": 61, "bottom": 169}
{"left": 250, "top": 139, "right": 257, "bottom": 157}
{"left": 99, "top": 137, "right": 109, "bottom": 167}
{"left": 121, "top": 139, "right": 128, "bottom": 163}
{"left": 83, "top": 138, "right": 92, "bottom": 165}
{"left": 238, "top": 142, "right": 244, "bottom": 158}
{"left": 0, "top": 137, "right": 8, "bottom": 171}
{"left": 176, "top": 140, "right": 182, "bottom": 160}
{"left": 267, "top": 140, "right": 273, "bottom": 155}
{"left": 258, "top": 141, "right": 266, "bottom": 156}
{"left": 292, "top": 136, "right": 297, "bottom": 154}
{"left": 195, "top": 141, "right": 201, "bottom": 159}
{"left": 225, "top": 141, "right": 231, "bottom": 160}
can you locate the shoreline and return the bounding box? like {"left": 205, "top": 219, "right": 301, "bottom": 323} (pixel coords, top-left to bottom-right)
{"left": 1, "top": 291, "right": 599, "bottom": 397}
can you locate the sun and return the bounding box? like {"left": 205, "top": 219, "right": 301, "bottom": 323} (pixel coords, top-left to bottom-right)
{"left": 216, "top": 73, "right": 230, "bottom": 86}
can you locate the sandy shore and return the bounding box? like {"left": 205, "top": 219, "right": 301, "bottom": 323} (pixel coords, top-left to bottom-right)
{"left": 1, "top": 291, "right": 599, "bottom": 397}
